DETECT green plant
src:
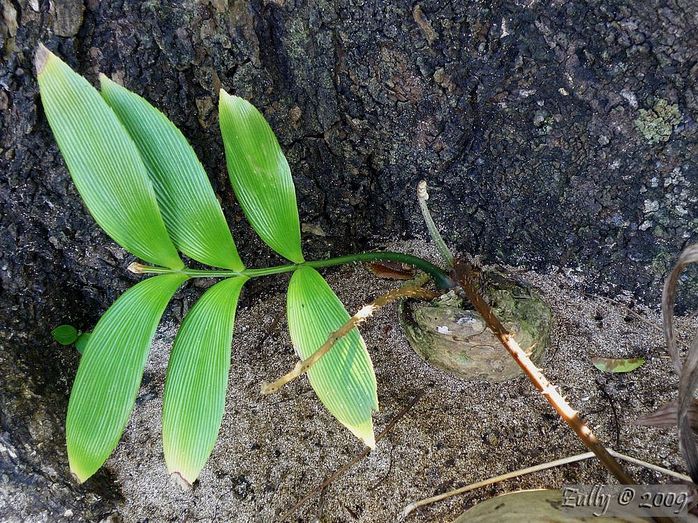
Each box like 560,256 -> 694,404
36,44 -> 453,485
51,324 -> 91,353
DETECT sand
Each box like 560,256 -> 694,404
105,240 -> 696,522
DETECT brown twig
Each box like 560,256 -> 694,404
452,260 -> 634,484
261,285 -> 439,395
280,390 -> 427,521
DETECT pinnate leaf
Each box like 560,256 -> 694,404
100,77 -> 244,271
287,266 -> 377,446
66,274 -> 187,482
35,45 -> 182,269
163,276 -> 247,484
219,91 -> 304,263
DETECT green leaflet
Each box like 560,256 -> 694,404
35,45 -> 182,270
52,324 -> 79,345
100,77 -> 245,271
219,91 -> 304,264
287,266 -> 378,446
66,273 -> 187,482
162,276 -> 247,484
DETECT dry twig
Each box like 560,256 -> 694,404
452,260 -> 634,485
261,285 -> 439,394
402,449 -> 691,518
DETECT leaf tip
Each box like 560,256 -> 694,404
348,421 -> 376,449
70,471 -> 86,484
169,471 -> 194,490
34,43 -> 52,75
218,88 -> 247,110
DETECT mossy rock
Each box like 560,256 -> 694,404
399,270 -> 551,382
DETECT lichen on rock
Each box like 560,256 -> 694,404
634,99 -> 682,144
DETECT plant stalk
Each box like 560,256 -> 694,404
452,260 -> 635,485
417,180 -> 455,267
130,251 -> 455,289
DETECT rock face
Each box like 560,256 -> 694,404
0,0 -> 696,519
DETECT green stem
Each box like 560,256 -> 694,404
417,181 -> 455,267
131,251 -> 454,289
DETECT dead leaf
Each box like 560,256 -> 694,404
635,399 -> 698,432
368,261 -> 415,280
592,357 -> 645,373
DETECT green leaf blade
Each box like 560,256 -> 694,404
162,276 -> 247,484
219,91 -> 304,263
66,273 -> 187,482
287,267 -> 377,446
35,46 -> 182,269
100,77 -> 244,271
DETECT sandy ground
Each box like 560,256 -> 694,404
106,240 -> 696,522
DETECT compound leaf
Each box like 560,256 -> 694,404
100,77 -> 244,271
162,276 -> 247,485
35,45 -> 182,269
287,266 -> 377,446
66,273 -> 187,482
219,91 -> 304,263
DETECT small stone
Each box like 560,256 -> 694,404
301,223 -> 326,237
413,4 -> 438,45
289,105 -> 302,125
52,0 -> 85,37
620,88 -> 638,109
533,110 -> 547,127
433,68 -> 455,91
643,200 -> 659,213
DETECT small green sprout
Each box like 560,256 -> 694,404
51,324 -> 91,354
51,324 -> 79,346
